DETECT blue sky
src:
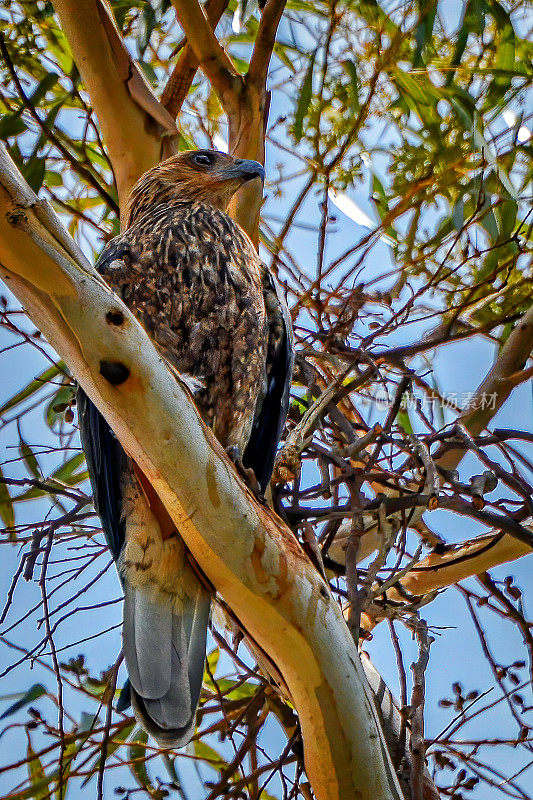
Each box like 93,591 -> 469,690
1,0 -> 532,797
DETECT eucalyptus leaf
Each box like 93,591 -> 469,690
0,362 -> 67,417
293,50 -> 316,142
0,684 -> 47,720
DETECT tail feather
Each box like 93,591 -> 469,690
123,581 -> 211,747
123,584 -> 175,700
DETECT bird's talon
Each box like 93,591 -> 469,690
225,446 -> 262,496
225,445 -> 241,464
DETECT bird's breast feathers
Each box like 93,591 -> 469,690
97,201 -> 269,452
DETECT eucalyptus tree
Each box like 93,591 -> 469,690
0,2 -> 532,799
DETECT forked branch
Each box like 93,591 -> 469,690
170,0 -> 242,106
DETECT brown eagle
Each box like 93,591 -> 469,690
78,150 -> 293,747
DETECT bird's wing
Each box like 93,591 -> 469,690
76,233 -> 132,562
77,386 -> 126,562
243,270 -> 294,492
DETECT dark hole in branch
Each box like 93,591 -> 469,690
100,360 -> 130,385
106,310 -> 125,326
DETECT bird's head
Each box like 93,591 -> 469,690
126,150 -> 265,224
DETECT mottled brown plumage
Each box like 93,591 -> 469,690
100,195 -> 266,452
78,150 -> 293,748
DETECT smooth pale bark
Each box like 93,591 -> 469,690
436,302 -> 533,474
330,526 -> 532,607
0,146 -> 405,800
226,84 -> 269,243
398,532 -> 531,598
53,0 -> 177,212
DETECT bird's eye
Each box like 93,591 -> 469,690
193,153 -> 213,167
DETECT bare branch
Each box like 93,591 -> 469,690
437,303 -> 533,473
409,619 -> 434,800
170,0 -> 242,106
161,0 -> 230,119
248,0 -> 288,87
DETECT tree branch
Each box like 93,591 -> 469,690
329,302 -> 533,585
160,0 -> 230,119
248,0 -> 288,87
398,531 -> 532,599
436,303 -> 533,473
0,145 -> 405,800
329,525 -> 531,617
52,0 -> 178,213
170,0 -> 242,106
409,620 -> 432,800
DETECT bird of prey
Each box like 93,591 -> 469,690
78,150 -> 293,748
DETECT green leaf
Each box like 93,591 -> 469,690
79,711 -> 99,732
449,96 -> 473,129
236,0 -> 259,31
137,60 -> 158,87
391,67 -> 444,127
19,438 -> 41,479
22,156 -> 46,193
446,0 -> 471,85
29,72 -> 59,107
396,407 -> 413,434
0,363 -> 66,417
472,129 -> 517,199
392,67 -> 443,106
35,99 -> 66,153
128,728 -> 154,792
478,194 -> 500,242
452,198 -> 465,231
205,646 -> 219,678
0,464 -> 15,530
342,59 -> 360,112
37,21 -> 74,75
0,112 -> 27,139
52,452 -> 85,483
273,41 -> 298,73
0,684 -> 46,720
496,198 -> 518,238
137,4 -> 157,55
490,0 -> 515,73
26,744 -> 52,800
371,172 -> 389,218
13,452 -> 87,503
56,739 -> 77,800
413,1 -> 436,67
193,740 -> 228,771
206,677 -> 260,701
293,50 -> 316,142
45,169 -> 63,187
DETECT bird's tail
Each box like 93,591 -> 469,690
122,576 -> 211,748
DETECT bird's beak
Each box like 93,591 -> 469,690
226,159 -> 266,183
